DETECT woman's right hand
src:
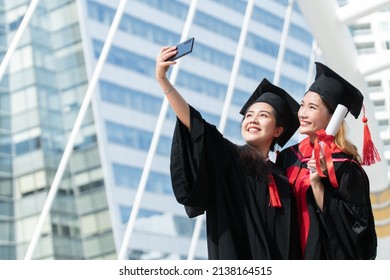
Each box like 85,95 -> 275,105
155,46 -> 177,82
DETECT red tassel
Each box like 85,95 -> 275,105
362,105 -> 381,166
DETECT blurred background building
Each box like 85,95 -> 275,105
340,0 -> 390,258
0,0 -> 389,260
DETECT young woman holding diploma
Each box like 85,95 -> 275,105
276,62 -> 378,259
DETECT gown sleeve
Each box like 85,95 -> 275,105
317,160 -> 377,259
170,105 -> 228,217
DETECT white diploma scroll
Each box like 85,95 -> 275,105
310,104 -> 348,173
325,104 -> 348,136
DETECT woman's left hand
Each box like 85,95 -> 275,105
308,152 -> 326,210
307,154 -> 327,183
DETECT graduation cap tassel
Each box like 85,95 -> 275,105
362,105 -> 381,166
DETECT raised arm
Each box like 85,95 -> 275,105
156,46 -> 190,130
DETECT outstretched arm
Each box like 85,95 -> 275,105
156,46 -> 190,130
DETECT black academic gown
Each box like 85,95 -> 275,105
170,106 -> 300,260
276,137 -> 377,259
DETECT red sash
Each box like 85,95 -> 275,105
287,137 -> 351,254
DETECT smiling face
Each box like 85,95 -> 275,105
298,91 -> 333,142
241,102 -> 283,156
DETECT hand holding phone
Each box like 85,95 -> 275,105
168,37 -> 195,61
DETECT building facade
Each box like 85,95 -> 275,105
1,0 -> 114,260
344,0 -> 390,259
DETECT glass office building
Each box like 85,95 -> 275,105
1,0 -> 115,260
1,0 -> 388,260
347,3 -> 390,178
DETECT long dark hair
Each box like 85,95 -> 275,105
320,96 -> 361,162
269,107 -> 284,152
236,144 -> 271,182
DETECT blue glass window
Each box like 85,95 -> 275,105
15,137 -> 41,156
147,173 -> 173,195
232,89 -> 250,107
209,0 -> 246,13
194,12 -> 240,41
119,206 -> 131,224
193,44 -> 234,70
87,0 -> 115,23
113,163 -> 142,190
106,121 -> 152,150
252,7 -> 284,30
246,34 -> 279,57
0,156 -> 12,173
100,81 -> 163,116
119,206 -> 164,224
239,61 -> 273,81
93,40 -> 155,77
132,0 -> 188,19
9,17 -> 22,31
113,163 -> 172,195
105,121 -> 171,156
209,0 -> 311,44
0,134 -> 12,155
279,76 -> 306,97
289,25 -> 313,45
284,49 -> 310,70
0,200 -> 13,217
176,71 -> 227,101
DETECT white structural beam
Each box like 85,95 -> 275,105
338,0 -> 390,24
273,0 -> 294,86
296,0 -> 388,192
359,53 -> 390,76
0,0 -> 41,82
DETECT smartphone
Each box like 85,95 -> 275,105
168,37 -> 195,61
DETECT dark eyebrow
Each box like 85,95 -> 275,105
246,109 -> 271,114
301,100 -> 319,108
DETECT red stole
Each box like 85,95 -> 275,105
287,136 -> 342,255
268,175 -> 281,208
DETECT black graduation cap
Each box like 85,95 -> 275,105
240,78 -> 300,147
308,62 -> 364,119
309,62 -> 381,166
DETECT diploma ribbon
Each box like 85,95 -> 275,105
313,129 -> 339,188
